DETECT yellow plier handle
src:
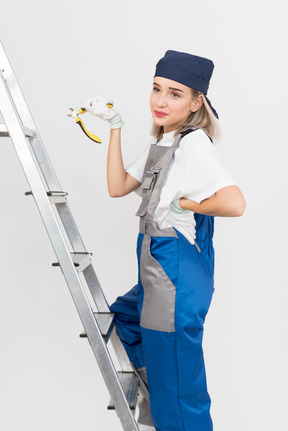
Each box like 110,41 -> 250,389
76,107 -> 102,143
68,104 -> 113,144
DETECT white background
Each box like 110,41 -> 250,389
0,1 -> 287,430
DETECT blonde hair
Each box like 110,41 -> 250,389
151,89 -> 220,142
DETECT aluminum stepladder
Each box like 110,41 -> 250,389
0,40 -> 140,431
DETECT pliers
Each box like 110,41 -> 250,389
67,104 -> 113,143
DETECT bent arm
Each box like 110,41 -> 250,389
179,185 -> 246,217
107,129 -> 141,197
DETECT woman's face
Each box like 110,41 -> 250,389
150,76 -> 203,133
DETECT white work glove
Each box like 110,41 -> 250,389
84,96 -> 125,129
170,199 -> 190,214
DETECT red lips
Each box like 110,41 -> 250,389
154,110 -> 168,118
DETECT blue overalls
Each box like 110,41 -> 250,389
110,128 -> 215,431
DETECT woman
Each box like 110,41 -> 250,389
85,50 -> 246,431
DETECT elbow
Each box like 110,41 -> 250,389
109,189 -> 124,198
228,186 -> 247,217
232,197 -> 247,217
108,185 -> 126,198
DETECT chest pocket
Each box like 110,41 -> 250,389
141,171 -> 155,190
136,166 -> 161,217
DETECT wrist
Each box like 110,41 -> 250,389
170,198 -> 190,215
180,198 -> 198,212
110,128 -> 121,136
179,198 -> 187,209
107,112 -> 125,129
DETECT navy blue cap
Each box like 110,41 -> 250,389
154,50 -> 219,119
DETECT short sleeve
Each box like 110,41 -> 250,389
125,144 -> 151,196
182,134 -> 238,204
125,144 -> 150,182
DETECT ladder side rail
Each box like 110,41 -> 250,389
55,203 -> 110,313
0,71 -> 60,192
54,204 -> 113,311
110,328 -> 134,372
54,202 -> 112,311
55,202 -> 87,253
0,84 -> 58,193
0,75 -> 139,430
82,263 -> 111,312
0,42 -> 34,128
28,134 -> 62,191
0,43 -> 61,191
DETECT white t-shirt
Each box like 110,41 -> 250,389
125,128 -> 238,245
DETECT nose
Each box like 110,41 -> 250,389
156,92 -> 167,107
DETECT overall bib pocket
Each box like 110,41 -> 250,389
136,167 -> 161,217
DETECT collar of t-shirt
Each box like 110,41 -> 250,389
156,130 -> 176,146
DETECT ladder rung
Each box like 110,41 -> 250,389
0,123 -> 36,137
80,312 -> 115,339
107,372 -> 139,410
52,252 -> 92,273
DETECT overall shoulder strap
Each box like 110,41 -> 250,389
180,127 -> 199,138
180,127 -> 214,144
170,127 -> 198,149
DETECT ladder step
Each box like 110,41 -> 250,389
52,252 -> 92,273
80,312 -> 115,339
0,123 -> 36,137
107,372 -> 139,410
25,190 -> 68,204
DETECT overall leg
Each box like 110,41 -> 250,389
138,231 -> 215,431
110,284 -> 145,370
110,285 -> 154,426
109,234 -> 154,426
174,230 -> 215,431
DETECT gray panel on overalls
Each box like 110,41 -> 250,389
136,128 -> 202,332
